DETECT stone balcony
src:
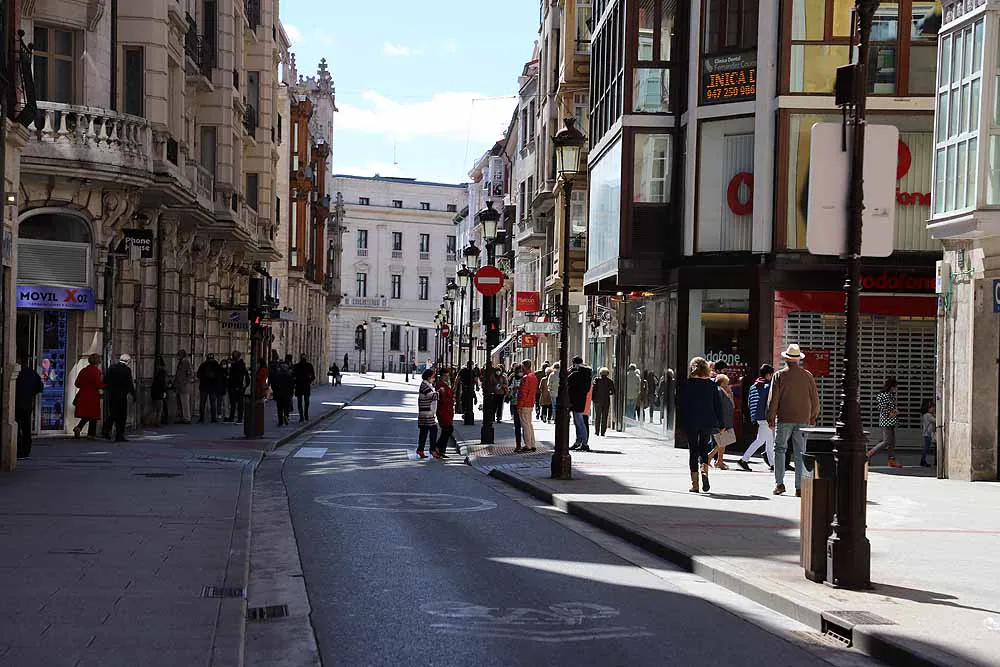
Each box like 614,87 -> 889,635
514,217 -> 547,247
23,102 -> 154,183
186,164 -> 215,211
211,190 -> 258,243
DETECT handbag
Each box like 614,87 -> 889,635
715,428 -> 737,447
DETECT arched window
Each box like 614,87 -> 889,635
17,212 -> 93,287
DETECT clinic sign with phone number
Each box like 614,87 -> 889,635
17,286 -> 96,310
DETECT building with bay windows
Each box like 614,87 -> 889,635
585,0 -> 944,449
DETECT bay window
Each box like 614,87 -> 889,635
632,0 -> 677,113
634,133 -> 672,203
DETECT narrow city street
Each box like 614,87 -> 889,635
280,381 -> 876,667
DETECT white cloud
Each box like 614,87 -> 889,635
337,91 -> 516,145
383,42 -> 421,57
284,24 -> 302,45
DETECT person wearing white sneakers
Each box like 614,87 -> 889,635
766,345 -> 819,497
738,364 -> 775,472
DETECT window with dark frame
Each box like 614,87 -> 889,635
447,204 -> 458,212
703,0 -> 758,55
419,234 -> 430,253
418,328 -> 429,352
356,272 -> 367,297
200,126 -> 217,177
392,231 -> 403,251
123,46 -> 144,117
418,276 -> 429,300
446,235 -> 457,255
33,26 -> 75,104
391,274 -> 402,299
357,229 -> 368,249
390,325 -> 401,350
420,202 -> 431,210
246,173 -> 259,211
359,196 -> 370,205
392,200 -> 403,208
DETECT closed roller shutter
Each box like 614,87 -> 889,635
17,239 -> 91,287
781,311 -> 936,445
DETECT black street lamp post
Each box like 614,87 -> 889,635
361,320 -> 368,374
446,280 -> 458,367
404,322 -> 411,382
478,201 -> 501,445
826,0 -> 877,590
380,322 -> 387,380
550,118 -> 585,481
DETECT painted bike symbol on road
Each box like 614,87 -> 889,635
419,601 -> 652,642
314,492 -> 497,513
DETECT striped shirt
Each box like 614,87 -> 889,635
418,380 -> 439,426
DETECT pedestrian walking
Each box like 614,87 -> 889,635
920,400 -> 935,468
227,351 -> 249,423
868,376 -> 901,467
547,362 -> 560,418
104,354 -> 136,442
637,371 -> 649,423
624,364 -> 641,421
216,358 -> 230,420
677,357 -> 723,493
293,354 -> 316,421
151,356 -> 170,425
538,369 -> 552,423
330,362 -> 342,385
197,353 -> 222,423
509,366 -> 525,452
592,367 -> 614,436
661,368 -> 676,434
343,353 -> 349,373
416,369 -> 439,459
738,364 -> 775,472
174,349 -> 193,423
517,359 -> 539,452
534,361 -> 550,419
645,370 -> 659,423
567,356 -> 593,452
491,368 -> 508,423
73,353 -> 104,439
271,360 -> 295,426
255,358 -> 268,397
766,344 -> 820,496
434,368 -> 455,458
710,374 -> 735,469
15,361 -> 44,457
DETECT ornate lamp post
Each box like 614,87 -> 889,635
404,321 -> 412,382
550,117 -> 585,480
478,201 -> 501,445
446,280 -> 459,368
380,322 -> 387,380
463,242 -> 481,421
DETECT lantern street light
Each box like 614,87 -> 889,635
446,279 -> 459,368
477,200 -> 502,445
456,265 -> 475,425
550,117 -> 586,480
380,322 -> 387,380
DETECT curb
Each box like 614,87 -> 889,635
267,385 -> 376,451
487,468 -> 974,667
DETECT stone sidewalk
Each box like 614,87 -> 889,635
0,379 -> 373,667
453,418 -> 1000,667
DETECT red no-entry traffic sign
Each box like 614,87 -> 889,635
440,323 -> 451,337
473,265 -> 504,296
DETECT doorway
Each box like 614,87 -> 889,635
16,310 -> 69,432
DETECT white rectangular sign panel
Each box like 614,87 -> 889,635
524,321 -> 561,335
806,122 -> 898,257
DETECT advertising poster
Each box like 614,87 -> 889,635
39,311 -> 68,431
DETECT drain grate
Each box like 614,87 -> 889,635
825,610 -> 897,626
200,585 -> 245,599
793,630 -> 852,649
247,604 -> 290,621
135,472 -> 183,478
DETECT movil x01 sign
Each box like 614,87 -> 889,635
17,286 -> 96,310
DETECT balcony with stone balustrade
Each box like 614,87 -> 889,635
22,102 -> 155,184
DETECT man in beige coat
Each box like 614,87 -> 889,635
766,344 -> 820,497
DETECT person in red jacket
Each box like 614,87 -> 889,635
434,368 -> 456,459
73,354 -> 104,438
517,359 -> 539,452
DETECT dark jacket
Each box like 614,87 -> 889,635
151,368 -> 168,401
292,361 -> 315,392
228,358 -> 249,391
676,377 -> 723,434
270,363 -> 294,398
197,358 -> 222,392
104,362 -> 136,398
566,365 -> 593,412
592,376 -> 614,405
15,367 -> 43,412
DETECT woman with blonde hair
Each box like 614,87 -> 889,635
676,357 -> 723,492
710,374 -> 736,470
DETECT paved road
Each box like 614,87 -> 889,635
282,382 -> 876,667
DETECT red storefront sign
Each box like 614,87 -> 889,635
727,172 -> 754,215
515,291 -> 541,312
520,334 -> 538,348
802,349 -> 831,377
896,140 -> 931,207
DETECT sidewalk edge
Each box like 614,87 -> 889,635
487,468 -> 976,667
268,385 -> 375,451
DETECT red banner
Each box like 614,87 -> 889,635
515,291 -> 541,312
520,334 -> 538,348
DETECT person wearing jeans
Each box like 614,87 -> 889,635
415,369 -> 439,459
676,357 -> 723,493
765,345 -> 820,497
738,364 -> 775,471
567,357 -> 592,452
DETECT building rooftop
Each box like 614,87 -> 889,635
331,174 -> 467,189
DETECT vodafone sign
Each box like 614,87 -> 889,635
726,172 -> 753,216
896,140 -> 931,207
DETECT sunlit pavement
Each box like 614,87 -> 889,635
274,381 -> 880,666
454,417 -> 1000,667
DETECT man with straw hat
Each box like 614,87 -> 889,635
766,344 -> 819,497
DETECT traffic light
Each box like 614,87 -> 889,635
485,317 -> 500,338
248,278 -> 266,326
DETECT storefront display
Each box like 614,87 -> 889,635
39,311 -> 68,431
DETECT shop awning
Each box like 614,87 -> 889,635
490,332 -> 518,357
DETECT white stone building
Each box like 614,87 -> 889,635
329,175 -> 465,374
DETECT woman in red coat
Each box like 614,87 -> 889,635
434,368 -> 455,459
73,354 -> 104,438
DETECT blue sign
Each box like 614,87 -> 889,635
994,280 -> 1000,313
17,286 -> 96,310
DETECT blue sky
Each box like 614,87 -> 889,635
279,0 -> 538,185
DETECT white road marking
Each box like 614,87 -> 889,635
314,492 -> 497,513
293,447 -> 329,458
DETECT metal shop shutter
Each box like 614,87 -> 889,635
781,311 -> 936,442
16,239 -> 91,287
